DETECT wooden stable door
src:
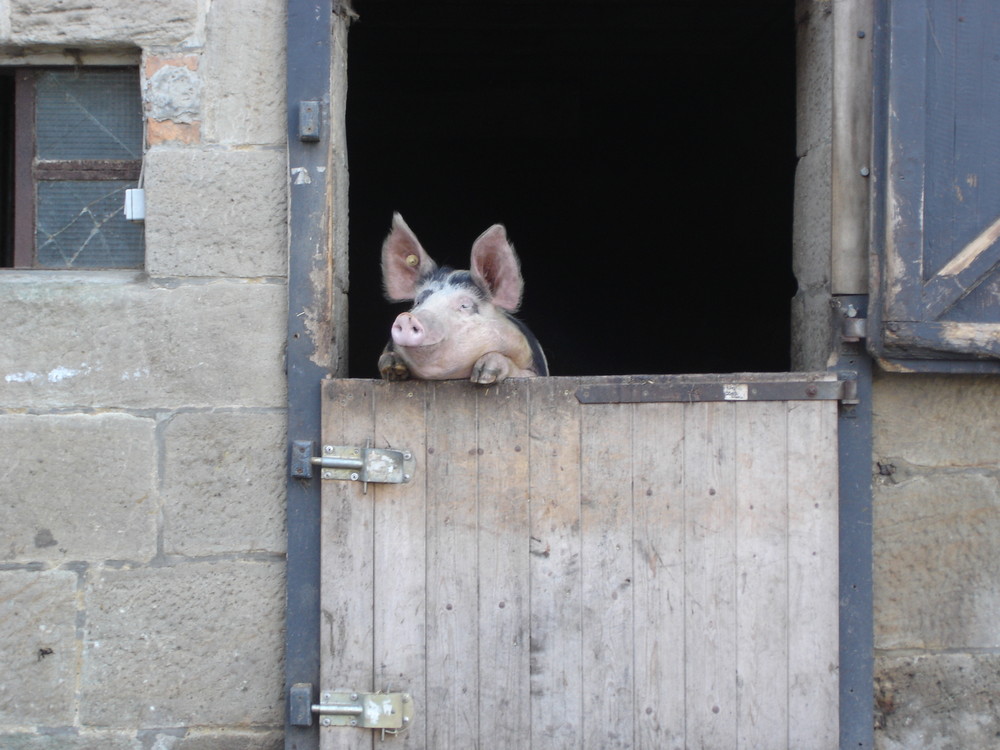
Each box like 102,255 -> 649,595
319,375 -> 839,749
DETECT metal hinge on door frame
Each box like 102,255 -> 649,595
290,439 -> 416,491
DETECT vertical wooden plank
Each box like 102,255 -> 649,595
632,403 -> 686,749
832,0 -> 874,294
684,402 -> 737,748
528,378 -> 584,748
320,379 -> 376,750
425,381 -> 480,750
580,402 -> 634,750
13,70 -> 36,268
477,381 -> 531,746
787,401 -> 840,748
734,402 -> 790,747
372,381 -> 427,747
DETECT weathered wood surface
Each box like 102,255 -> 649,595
320,376 -> 839,749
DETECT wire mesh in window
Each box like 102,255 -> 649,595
35,69 -> 143,161
36,181 -> 144,268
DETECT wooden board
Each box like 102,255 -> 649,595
320,375 -> 839,749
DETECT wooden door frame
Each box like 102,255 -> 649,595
282,4 -> 875,748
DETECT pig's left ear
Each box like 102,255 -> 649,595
470,224 -> 523,311
382,213 -> 437,301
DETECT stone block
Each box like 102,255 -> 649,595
81,560 -> 285,727
0,730 -> 136,750
874,652 -> 1000,750
874,373 -> 1000,468
0,569 -> 78,725
874,472 -> 1000,650
0,414 -> 157,563
0,275 -> 286,410
201,0 -> 286,146
143,148 -> 287,277
795,0 -> 833,157
174,729 -> 283,749
791,140 -> 833,370
161,411 -> 286,556
9,0 -> 199,46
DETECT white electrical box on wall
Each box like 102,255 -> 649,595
124,188 -> 146,221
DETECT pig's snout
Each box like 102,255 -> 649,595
391,312 -> 426,347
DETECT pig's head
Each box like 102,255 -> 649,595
379,213 -> 545,383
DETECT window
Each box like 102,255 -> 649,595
1,67 -> 144,269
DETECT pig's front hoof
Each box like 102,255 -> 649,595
471,352 -> 511,385
378,351 -> 411,382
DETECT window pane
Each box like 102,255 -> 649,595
36,70 -> 143,160
36,181 -> 144,268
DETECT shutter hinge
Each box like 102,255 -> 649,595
289,684 -> 414,737
290,439 -> 415,492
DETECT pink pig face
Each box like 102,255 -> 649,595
378,213 -> 547,384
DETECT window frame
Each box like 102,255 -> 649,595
5,66 -> 143,270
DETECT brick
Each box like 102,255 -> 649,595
0,570 -> 78,725
874,472 -> 1000,649
874,373 -> 1000,468
147,120 -> 202,146
201,0 -> 286,146
9,0 -> 199,46
81,561 -> 285,727
0,414 -> 157,563
874,652 -> 1000,750
143,148 -> 287,277
161,411 -> 286,556
0,276 -> 286,410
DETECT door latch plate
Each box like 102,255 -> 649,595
291,440 -> 415,488
289,684 -> 414,730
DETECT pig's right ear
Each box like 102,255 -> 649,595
381,213 -> 437,301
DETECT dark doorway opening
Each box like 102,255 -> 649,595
347,0 -> 796,377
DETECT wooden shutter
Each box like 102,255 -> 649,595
871,0 -> 1000,372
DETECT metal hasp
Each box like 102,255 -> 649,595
291,440 -> 415,492
289,684 -> 414,733
576,376 -> 851,405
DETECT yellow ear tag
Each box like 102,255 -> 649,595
405,254 -> 419,267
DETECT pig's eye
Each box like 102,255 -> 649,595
457,297 -> 478,313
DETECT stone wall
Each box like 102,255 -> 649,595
872,374 -> 1000,748
0,1 -> 289,748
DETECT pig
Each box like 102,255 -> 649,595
378,213 -> 547,384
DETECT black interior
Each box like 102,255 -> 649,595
346,0 -> 796,377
